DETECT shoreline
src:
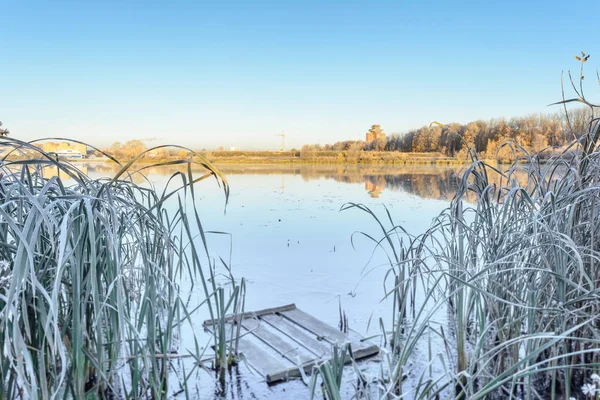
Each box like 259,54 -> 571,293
5,148 -> 564,166
74,150 -> 467,165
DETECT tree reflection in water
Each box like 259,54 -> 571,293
47,162 -> 530,202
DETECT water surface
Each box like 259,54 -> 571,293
81,162 -> 460,398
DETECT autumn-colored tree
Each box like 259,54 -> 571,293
121,140 -> 147,159
106,140 -> 148,160
412,126 -> 442,152
411,128 -> 427,152
149,148 -> 170,159
331,141 -> 344,151
373,136 -> 387,151
301,144 -> 318,159
347,142 -> 363,161
463,122 -> 479,149
543,114 -> 564,147
566,107 -> 593,139
309,107 -> 579,157
109,142 -> 123,156
530,133 -> 549,153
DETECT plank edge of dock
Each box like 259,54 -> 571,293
202,303 -> 297,327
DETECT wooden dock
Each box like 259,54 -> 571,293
203,304 -> 379,383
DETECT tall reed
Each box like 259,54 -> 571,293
345,57 -> 600,399
0,138 -> 239,399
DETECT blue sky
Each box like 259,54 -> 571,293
1,1 -> 599,150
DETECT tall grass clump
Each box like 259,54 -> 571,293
345,55 -> 600,399
308,343 -> 351,400
0,138 -> 242,399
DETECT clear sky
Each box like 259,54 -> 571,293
1,1 -> 599,150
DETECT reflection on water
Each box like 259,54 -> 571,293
40,164 -> 88,178
216,164 -> 461,200
45,162 -> 462,201
365,181 -> 384,198
220,164 -> 463,201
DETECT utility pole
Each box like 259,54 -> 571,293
275,131 -> 285,151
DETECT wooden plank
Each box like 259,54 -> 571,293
203,303 -> 296,326
203,304 -> 380,383
279,308 -> 379,360
279,308 -> 349,344
241,318 -> 316,365
202,320 -> 314,382
265,337 -> 378,383
347,329 -> 380,360
235,329 -> 295,379
203,321 -> 245,343
266,360 -> 317,383
261,314 -> 332,358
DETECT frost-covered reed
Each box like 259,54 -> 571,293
0,138 -> 244,399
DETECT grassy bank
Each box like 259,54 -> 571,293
9,143 -> 570,166
203,147 -> 575,165
202,150 -> 463,165
108,148 -> 571,165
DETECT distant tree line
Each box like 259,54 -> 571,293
302,108 -> 592,159
107,140 -> 148,159
104,140 -> 191,160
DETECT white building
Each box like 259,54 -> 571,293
56,149 -> 85,159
